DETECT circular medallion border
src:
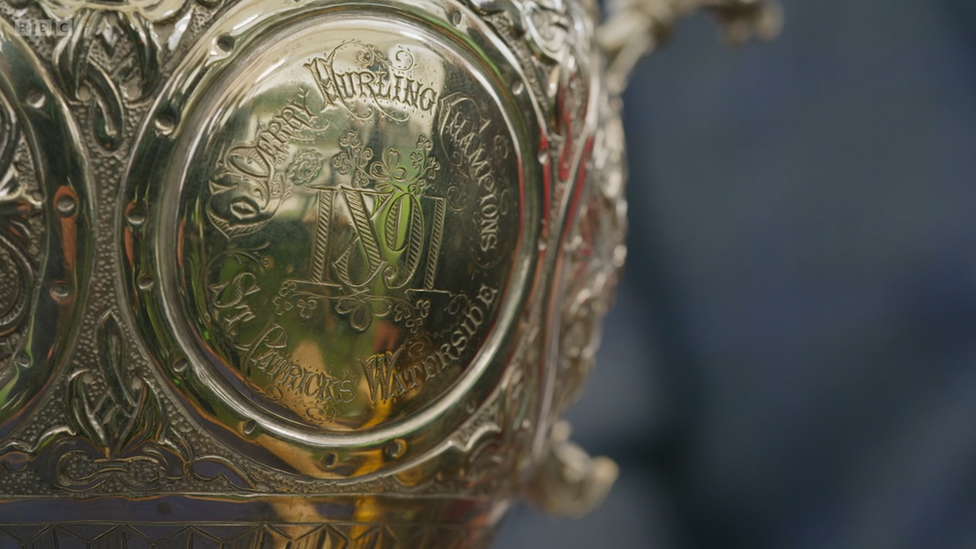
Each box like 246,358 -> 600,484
0,22 -> 92,431
121,0 -> 545,478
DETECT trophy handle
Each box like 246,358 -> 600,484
598,0 -> 784,93
525,421 -> 621,519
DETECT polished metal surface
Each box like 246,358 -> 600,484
0,0 -> 778,546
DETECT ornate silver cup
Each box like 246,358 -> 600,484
0,0 -> 778,546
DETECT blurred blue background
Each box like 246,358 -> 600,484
497,0 -> 976,547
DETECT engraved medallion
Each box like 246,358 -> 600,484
185,33 -> 522,432
122,1 -> 542,476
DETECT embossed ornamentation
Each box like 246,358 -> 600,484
467,0 -> 591,215
0,314 -> 256,493
57,313 -> 187,491
470,0 -> 571,61
467,0 -> 577,111
32,0 -> 222,149
0,94 -> 39,361
0,93 -> 42,376
555,97 -> 627,414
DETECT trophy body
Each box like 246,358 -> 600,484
0,0 -> 776,545
0,0 -> 626,545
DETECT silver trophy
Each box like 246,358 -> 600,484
0,0 -> 778,546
